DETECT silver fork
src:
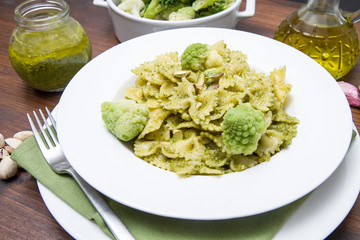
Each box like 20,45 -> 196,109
27,108 -> 134,240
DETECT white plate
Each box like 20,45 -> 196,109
38,128 -> 360,240
56,27 -> 353,220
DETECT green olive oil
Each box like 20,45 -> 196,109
274,5 -> 359,79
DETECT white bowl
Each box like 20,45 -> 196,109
93,0 -> 255,42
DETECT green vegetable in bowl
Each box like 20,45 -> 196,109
101,99 -> 149,141
192,0 -> 232,17
221,103 -> 267,155
119,0 -> 235,20
169,6 -> 196,20
143,0 -> 188,19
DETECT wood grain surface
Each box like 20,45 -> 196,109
0,0 -> 359,239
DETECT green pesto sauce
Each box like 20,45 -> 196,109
9,23 -> 91,92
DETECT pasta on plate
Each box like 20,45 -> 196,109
108,41 -> 299,175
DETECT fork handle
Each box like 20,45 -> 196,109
68,168 -> 135,240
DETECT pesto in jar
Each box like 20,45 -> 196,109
9,0 -> 92,92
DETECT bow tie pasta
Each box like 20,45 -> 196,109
101,41 -> 299,176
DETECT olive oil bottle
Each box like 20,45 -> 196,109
274,0 -> 359,79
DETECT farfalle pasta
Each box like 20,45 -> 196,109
116,41 -> 299,175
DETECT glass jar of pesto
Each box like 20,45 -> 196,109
9,0 -> 92,92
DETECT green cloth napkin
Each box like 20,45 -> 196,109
11,136 -> 308,240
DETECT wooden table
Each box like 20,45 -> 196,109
0,0 -> 359,239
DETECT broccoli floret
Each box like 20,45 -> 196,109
143,0 -> 163,19
101,99 -> 149,141
192,0 -> 214,11
193,0 -> 234,17
181,43 -> 209,71
143,0 -> 186,19
221,103 -> 267,155
168,6 -> 196,20
122,0 -> 234,20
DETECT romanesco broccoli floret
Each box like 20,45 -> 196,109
221,103 -> 267,155
101,99 -> 149,141
180,43 -> 209,71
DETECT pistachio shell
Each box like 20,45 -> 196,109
5,138 -> 22,150
0,133 -> 4,148
13,131 -> 34,141
4,146 -> 14,154
0,156 -> 18,180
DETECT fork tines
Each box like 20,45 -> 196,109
27,107 -> 57,150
